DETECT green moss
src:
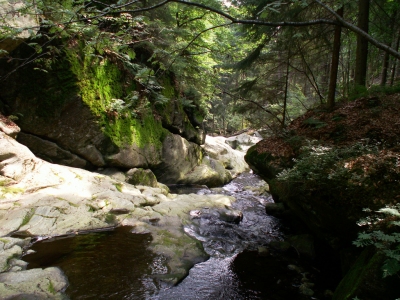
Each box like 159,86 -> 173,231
87,204 -> 96,212
20,208 -> 35,227
113,182 -> 123,192
0,179 -> 24,198
161,76 -> 176,99
105,213 -> 117,224
102,113 -> 167,148
73,172 -> 83,180
66,45 -> 167,149
0,186 -> 24,198
48,280 -> 56,295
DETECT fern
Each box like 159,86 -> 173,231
353,204 -> 400,278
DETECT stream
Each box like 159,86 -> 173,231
22,172 -> 340,299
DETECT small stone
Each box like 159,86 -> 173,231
109,208 -> 130,215
218,208 -> 243,224
97,200 -> 108,209
189,210 -> 201,218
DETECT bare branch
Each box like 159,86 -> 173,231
220,89 -> 283,124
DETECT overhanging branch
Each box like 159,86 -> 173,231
117,0 -> 400,59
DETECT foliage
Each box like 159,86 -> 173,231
1,0 -> 400,136
277,141 -> 378,186
348,84 -> 400,101
354,204 -> 400,278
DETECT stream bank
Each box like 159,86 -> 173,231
0,123 -> 342,299
245,94 -> 400,299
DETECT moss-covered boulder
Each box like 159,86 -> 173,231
126,168 -> 158,187
0,40 -> 216,185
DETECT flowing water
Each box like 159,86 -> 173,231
22,173 -> 339,299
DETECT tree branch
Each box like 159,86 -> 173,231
314,0 -> 400,59
219,89 -> 283,124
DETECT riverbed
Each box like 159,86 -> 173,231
22,173 -> 340,299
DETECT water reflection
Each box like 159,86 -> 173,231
23,227 -> 162,299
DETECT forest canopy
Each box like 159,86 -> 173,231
1,0 -> 400,134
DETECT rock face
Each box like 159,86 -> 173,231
225,133 -> 262,152
0,267 -> 68,299
202,135 -> 250,178
0,132 -> 240,292
0,1 -> 39,54
0,41 -> 234,186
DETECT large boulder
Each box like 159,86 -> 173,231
17,132 -> 87,168
0,0 -> 39,54
202,135 -> 249,178
0,41 -> 213,186
0,267 -> 68,299
0,131 -> 240,288
125,168 -> 158,188
225,132 -> 262,152
181,156 -> 232,188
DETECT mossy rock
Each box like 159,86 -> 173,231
245,145 -> 293,182
126,168 -> 158,188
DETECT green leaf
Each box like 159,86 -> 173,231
379,207 -> 400,217
127,49 -> 136,60
382,258 -> 400,278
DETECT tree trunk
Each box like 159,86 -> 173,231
354,0 -> 370,87
381,51 -> 390,86
381,10 -> 398,87
390,30 -> 400,86
282,51 -> 290,128
327,7 -> 343,110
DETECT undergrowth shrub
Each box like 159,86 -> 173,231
276,140 -> 399,208
354,204 -> 400,278
277,140 -> 378,187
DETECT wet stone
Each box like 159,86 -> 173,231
217,208 -> 243,224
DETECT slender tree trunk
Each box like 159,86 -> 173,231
381,11 -> 397,87
327,7 -> 343,110
299,50 -> 324,104
354,0 -> 370,87
282,51 -> 290,128
381,51 -> 390,86
390,30 -> 400,86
